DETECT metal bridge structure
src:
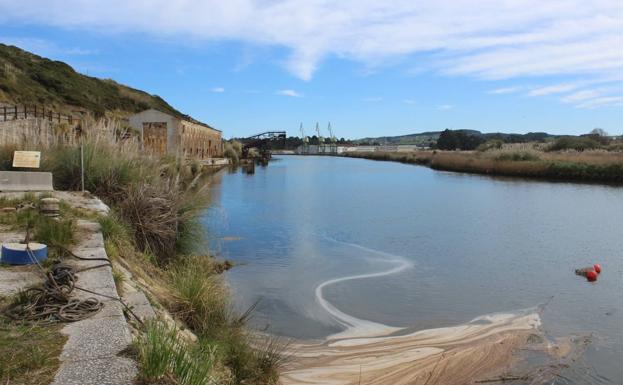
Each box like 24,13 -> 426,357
241,131 -> 287,161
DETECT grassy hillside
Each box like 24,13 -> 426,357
355,130 -> 556,146
0,43 -> 181,117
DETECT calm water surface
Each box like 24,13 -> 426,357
203,156 -> 623,383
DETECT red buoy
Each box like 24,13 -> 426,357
586,270 -> 598,282
593,264 -> 602,274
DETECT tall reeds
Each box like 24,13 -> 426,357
344,146 -> 623,183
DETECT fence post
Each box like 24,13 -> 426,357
14,105 -> 17,120
34,105 -> 37,118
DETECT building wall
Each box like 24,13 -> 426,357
178,120 -> 223,159
128,109 -> 179,154
129,109 -> 223,159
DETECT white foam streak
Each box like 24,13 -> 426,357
315,238 -> 413,339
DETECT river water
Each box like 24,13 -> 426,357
203,155 -> 623,383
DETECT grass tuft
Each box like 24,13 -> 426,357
134,320 -> 220,385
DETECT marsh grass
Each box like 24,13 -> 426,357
169,256 -> 287,384
345,146 -> 623,183
134,320 -> 220,385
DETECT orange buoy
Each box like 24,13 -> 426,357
593,264 -> 602,274
586,270 -> 598,282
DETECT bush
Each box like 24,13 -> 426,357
224,141 -> 242,165
547,136 -> 601,152
477,139 -> 504,152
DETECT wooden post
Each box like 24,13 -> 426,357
34,105 -> 37,118
14,105 -> 17,120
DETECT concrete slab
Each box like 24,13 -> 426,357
123,291 -> 156,322
59,315 -> 132,360
0,269 -> 43,295
52,355 -> 137,385
0,171 -> 53,191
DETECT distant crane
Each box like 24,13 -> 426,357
316,122 -> 323,145
327,122 -> 336,144
300,122 -> 308,144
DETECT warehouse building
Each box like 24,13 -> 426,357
129,109 -> 223,159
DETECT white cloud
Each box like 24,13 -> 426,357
561,89 -> 603,103
527,83 -> 579,96
362,97 -> 382,102
2,0 -> 623,107
437,104 -> 453,110
402,99 -> 416,104
210,87 -> 225,93
488,87 -> 524,95
276,89 -> 302,97
575,96 -> 623,109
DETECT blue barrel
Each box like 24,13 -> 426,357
1,243 -> 48,265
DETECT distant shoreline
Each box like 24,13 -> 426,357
341,149 -> 623,185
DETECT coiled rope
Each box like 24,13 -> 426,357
4,244 -> 144,326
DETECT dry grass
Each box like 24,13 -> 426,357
345,146 -> 623,183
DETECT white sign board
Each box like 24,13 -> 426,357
13,151 -> 41,168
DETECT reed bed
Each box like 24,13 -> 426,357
345,146 -> 623,183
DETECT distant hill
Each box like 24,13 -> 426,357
0,43 -> 181,117
354,130 -> 556,145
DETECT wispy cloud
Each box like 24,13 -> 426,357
527,83 -> 578,97
488,87 -> 524,95
362,97 -> 382,102
276,89 -> 302,97
2,1 -> 623,107
402,99 -> 416,104
210,87 -> 225,93
437,104 -> 453,110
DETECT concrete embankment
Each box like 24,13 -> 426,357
0,192 -> 156,385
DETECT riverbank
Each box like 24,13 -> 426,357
344,148 -> 623,184
0,121 -> 284,384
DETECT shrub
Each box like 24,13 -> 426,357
224,141 -> 242,165
547,136 -> 601,152
477,139 -> 504,152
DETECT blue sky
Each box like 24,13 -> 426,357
1,1 -> 622,138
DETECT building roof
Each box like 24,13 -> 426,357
133,108 -> 221,133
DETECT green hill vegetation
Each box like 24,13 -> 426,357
0,43 -> 181,117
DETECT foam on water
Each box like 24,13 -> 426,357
315,237 -> 414,339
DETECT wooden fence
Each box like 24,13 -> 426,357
0,104 -> 81,125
